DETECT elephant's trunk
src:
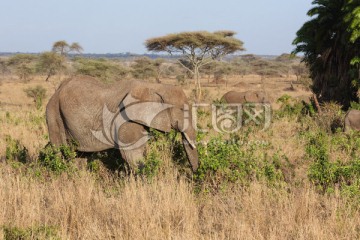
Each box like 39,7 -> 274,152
182,128 -> 199,172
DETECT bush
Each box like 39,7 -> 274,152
5,136 -> 28,163
74,58 -> 128,82
7,54 -> 37,81
137,151 -> 161,179
306,130 -> 360,194
38,143 -> 77,174
315,102 -> 344,133
15,64 -> 35,82
131,57 -> 162,81
3,225 -> 59,240
24,85 -> 47,110
350,101 -> 360,110
176,74 -> 186,85
275,94 -> 306,118
194,133 -> 284,191
137,129 -> 192,179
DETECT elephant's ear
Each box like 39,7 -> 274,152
121,85 -> 173,133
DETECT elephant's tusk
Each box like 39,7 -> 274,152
183,132 -> 196,149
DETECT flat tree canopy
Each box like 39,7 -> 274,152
145,31 -> 244,100
146,31 -> 243,58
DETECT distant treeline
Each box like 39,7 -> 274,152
0,52 -> 278,60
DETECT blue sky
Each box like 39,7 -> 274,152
0,0 -> 312,55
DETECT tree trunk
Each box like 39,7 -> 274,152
194,67 -> 201,102
45,71 -> 52,82
313,93 -> 322,114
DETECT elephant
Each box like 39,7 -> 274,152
221,90 -> 269,104
344,109 -> 360,132
219,90 -> 271,129
46,76 -> 199,172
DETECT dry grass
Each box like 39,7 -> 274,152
0,74 -> 359,239
0,166 -> 359,239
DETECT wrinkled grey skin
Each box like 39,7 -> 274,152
221,91 -> 269,104
344,109 -> 360,132
46,76 -> 199,172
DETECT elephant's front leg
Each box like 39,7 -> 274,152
117,122 -> 149,170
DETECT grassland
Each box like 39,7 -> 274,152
0,73 -> 359,239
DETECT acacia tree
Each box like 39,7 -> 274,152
36,52 -> 66,81
293,0 -> 360,107
145,31 -> 244,100
52,40 -> 83,56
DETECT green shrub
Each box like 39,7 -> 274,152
131,57 -> 158,80
3,225 -> 59,240
137,151 -> 161,179
38,143 -> 76,174
350,101 -> 360,110
87,159 -> 101,173
275,94 -> 305,118
16,64 -> 35,82
74,58 -> 128,82
7,54 -> 37,81
5,136 -> 28,163
306,131 -> 360,194
138,129 -> 192,178
194,133 -> 283,191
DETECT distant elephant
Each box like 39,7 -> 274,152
221,91 -> 269,104
46,76 -> 199,171
344,109 -> 360,132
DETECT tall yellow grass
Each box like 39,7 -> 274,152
0,166 -> 359,239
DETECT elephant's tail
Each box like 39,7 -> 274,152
46,93 -> 67,145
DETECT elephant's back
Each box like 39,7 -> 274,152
58,76 -> 114,93
222,91 -> 269,104
222,91 -> 246,103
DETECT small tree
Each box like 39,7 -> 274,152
145,30 -> 244,100
24,85 -> 46,110
7,54 -> 37,81
16,64 -> 34,81
131,57 -> 165,82
69,42 -> 84,54
52,41 -> 68,55
153,58 -> 165,83
36,52 -> 66,81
